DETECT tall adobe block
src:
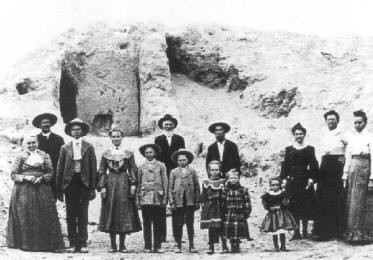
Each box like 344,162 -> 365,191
60,31 -> 140,136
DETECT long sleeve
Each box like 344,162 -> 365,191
41,153 -> 53,182
368,135 -> 373,180
154,136 -> 162,161
96,155 -> 108,191
10,154 -> 25,183
136,166 -> 143,206
261,193 -> 269,210
168,170 -> 175,206
308,147 -> 319,180
279,147 -> 288,180
128,154 -> 138,187
243,188 -> 252,217
56,147 -> 66,194
88,145 -> 97,190
232,143 -> 241,171
343,143 -> 351,180
205,146 -> 212,174
200,183 -> 207,204
160,164 -> 168,205
180,137 -> 185,149
193,170 -> 201,203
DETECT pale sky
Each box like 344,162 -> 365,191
1,0 -> 373,70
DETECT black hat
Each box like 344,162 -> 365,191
208,122 -> 231,133
139,143 -> 162,157
171,149 -> 194,164
291,122 -> 307,134
323,110 -> 340,122
32,113 -> 57,128
158,114 -> 178,129
64,118 -> 90,136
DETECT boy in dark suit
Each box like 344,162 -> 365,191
56,118 -> 97,253
154,114 -> 185,243
32,113 -> 64,200
205,122 -> 241,178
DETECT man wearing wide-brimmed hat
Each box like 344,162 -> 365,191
56,118 -> 97,253
154,114 -> 186,243
32,113 -> 65,200
206,122 -> 241,178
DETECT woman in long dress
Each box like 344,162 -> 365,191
280,123 -> 319,240
343,110 -> 373,243
312,110 -> 347,241
7,135 -> 64,251
97,127 -> 141,252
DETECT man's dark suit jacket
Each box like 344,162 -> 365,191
205,139 -> 241,177
37,132 -> 64,198
155,134 -> 185,175
56,140 -> 97,194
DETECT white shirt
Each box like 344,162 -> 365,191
110,144 -> 122,156
318,128 -> 348,160
26,150 -> 44,165
343,129 -> 373,179
217,140 -> 225,161
72,138 -> 82,160
41,132 -> 51,139
164,131 -> 174,146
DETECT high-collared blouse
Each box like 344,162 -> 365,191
319,128 -> 348,157
343,129 -> 373,178
11,149 -> 53,182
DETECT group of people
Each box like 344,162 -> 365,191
5,108 -> 373,254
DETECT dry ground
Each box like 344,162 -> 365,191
1,74 -> 373,259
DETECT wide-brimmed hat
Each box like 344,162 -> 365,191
158,114 -> 178,129
108,125 -> 124,137
32,113 -> 58,128
171,149 -> 194,164
139,143 -> 162,157
64,118 -> 90,136
208,122 -> 231,133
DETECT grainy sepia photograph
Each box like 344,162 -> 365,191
1,0 -> 373,259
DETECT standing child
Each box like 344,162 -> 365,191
169,149 -> 201,253
260,177 -> 298,251
137,144 -> 168,253
200,161 -> 229,254
222,169 -> 252,253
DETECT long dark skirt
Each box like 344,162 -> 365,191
344,156 -> 373,243
98,172 -> 141,233
286,167 -> 316,220
314,155 -> 346,239
7,182 -> 64,251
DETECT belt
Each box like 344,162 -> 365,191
322,154 -> 344,158
351,154 -> 370,159
22,170 -> 44,177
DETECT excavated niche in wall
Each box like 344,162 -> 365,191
165,34 -> 249,91
59,49 -> 141,136
59,58 -> 78,123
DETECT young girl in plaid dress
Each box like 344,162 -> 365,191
222,169 -> 252,253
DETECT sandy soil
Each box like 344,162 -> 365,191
1,74 -> 373,259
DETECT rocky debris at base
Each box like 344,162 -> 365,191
2,23 -> 373,258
